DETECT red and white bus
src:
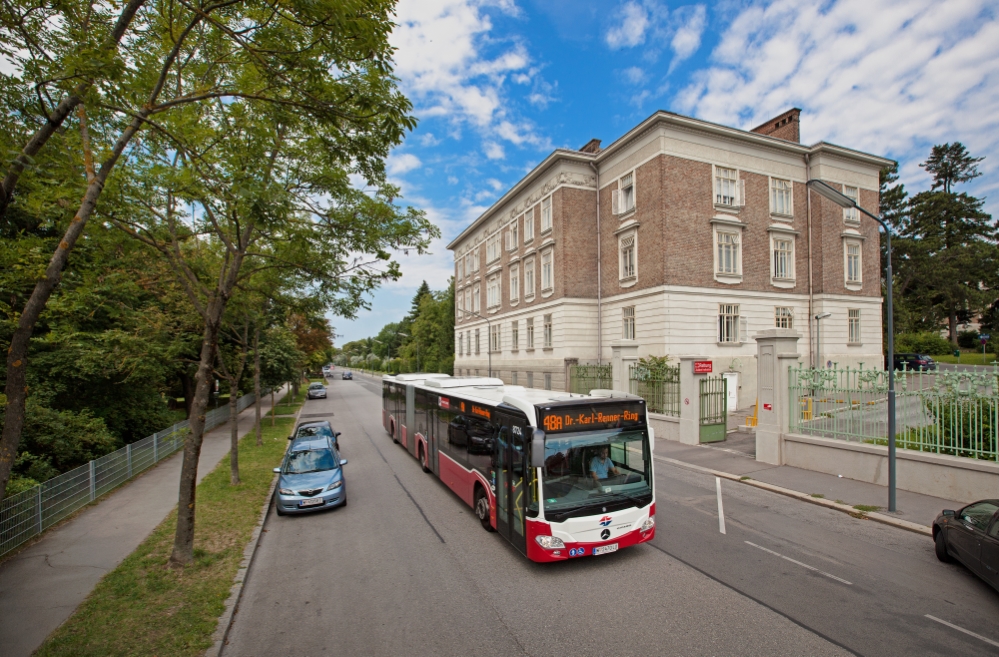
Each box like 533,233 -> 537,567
382,375 -> 656,562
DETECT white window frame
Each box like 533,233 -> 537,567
464,289 -> 471,317
472,286 -> 480,313
523,211 -> 534,243
509,264 -> 519,302
541,195 -> 552,233
541,249 -> 553,293
770,177 -> 793,217
713,227 -> 742,282
848,309 -> 861,344
457,256 -> 463,281
457,289 -> 465,315
775,306 -> 793,329
524,256 -> 536,299
474,329 -> 480,355
719,304 -> 740,344
623,306 -> 636,340
843,186 -> 860,224
544,373 -> 552,390
612,171 -> 636,216
543,314 -> 553,348
526,317 -> 535,349
772,235 -> 795,282
466,331 -> 471,355
489,324 -> 501,353
619,232 -> 637,285
471,249 -> 480,273
845,240 -> 862,288
486,233 -> 501,263
713,166 -> 744,208
458,331 -> 464,356
508,221 -> 518,250
486,275 -> 500,309
511,321 -> 519,350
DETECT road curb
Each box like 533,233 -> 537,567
653,454 -> 933,537
205,386 -> 301,657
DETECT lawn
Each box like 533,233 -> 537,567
931,351 -> 998,366
36,418 -> 293,657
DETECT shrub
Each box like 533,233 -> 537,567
958,330 -> 980,349
894,332 -> 952,355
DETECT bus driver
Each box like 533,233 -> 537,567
589,446 -> 620,486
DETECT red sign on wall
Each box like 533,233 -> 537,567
693,361 -> 713,374
763,403 -> 773,411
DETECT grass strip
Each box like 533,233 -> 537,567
36,417 -> 294,657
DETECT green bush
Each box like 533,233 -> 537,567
958,330 -> 980,349
894,332 -> 952,355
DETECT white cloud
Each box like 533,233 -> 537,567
486,178 -> 504,190
669,5 -> 707,68
623,66 -> 646,84
386,153 -> 422,175
676,0 -> 999,209
606,2 -> 650,49
484,141 -> 505,159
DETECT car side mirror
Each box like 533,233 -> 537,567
288,435 -> 294,441
942,509 -> 956,517
530,428 -> 546,468
340,459 -> 348,466
334,431 -> 341,438
273,468 -> 281,473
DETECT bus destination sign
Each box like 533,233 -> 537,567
540,403 -> 645,433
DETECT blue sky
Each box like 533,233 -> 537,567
333,0 -> 999,344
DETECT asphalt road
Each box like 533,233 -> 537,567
223,374 -> 999,657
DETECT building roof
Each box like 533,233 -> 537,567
447,109 -> 895,250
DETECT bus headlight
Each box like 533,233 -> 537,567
534,535 -> 566,550
640,516 -> 655,532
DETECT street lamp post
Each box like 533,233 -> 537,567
814,312 -> 831,369
808,179 -> 897,512
459,309 -> 492,378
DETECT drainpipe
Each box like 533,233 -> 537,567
805,153 -> 814,368
589,160 -> 602,365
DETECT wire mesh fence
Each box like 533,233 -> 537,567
568,363 -> 612,394
789,364 -> 999,463
0,392 -> 259,558
629,363 -> 680,416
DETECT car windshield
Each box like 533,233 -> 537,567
296,425 -> 332,439
310,383 -> 324,389
283,448 -> 338,474
541,429 -> 651,519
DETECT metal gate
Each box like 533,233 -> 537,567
699,376 -> 728,443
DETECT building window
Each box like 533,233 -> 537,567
714,167 -> 742,207
524,257 -> 535,297
541,250 -> 553,292
716,231 -> 740,275
544,373 -> 552,390
509,265 -> 519,302
490,324 -> 500,352
527,371 -> 533,388
508,221 -> 518,250
511,321 -> 519,350
474,329 -> 480,355
770,178 -> 793,216
541,196 -> 552,233
486,234 -> 501,263
457,289 -> 464,316
775,307 -> 793,329
457,257 -> 463,281
543,314 -> 552,348
773,237 -> 794,280
523,211 -> 534,242
526,318 -> 535,349
623,306 -> 635,340
471,249 -> 480,273
512,371 -> 518,385
620,234 -> 636,281
464,289 -> 471,316
848,309 -> 861,344
473,286 -> 480,313
486,276 -> 500,308
466,331 -> 471,355
458,332 -> 464,356
613,172 -> 635,215
843,186 -> 859,223
846,242 -> 862,284
719,304 -> 740,343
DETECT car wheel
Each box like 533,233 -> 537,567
935,529 -> 952,563
275,498 -> 286,517
474,488 -> 495,532
341,497 -> 347,507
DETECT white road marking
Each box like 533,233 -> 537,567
716,477 -> 726,534
745,541 -> 852,585
925,615 -> 999,648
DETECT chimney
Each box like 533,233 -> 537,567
579,139 -> 602,154
750,108 -> 801,143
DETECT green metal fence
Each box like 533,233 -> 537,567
629,363 -> 680,416
568,363 -> 612,394
699,375 -> 727,443
789,363 -> 999,462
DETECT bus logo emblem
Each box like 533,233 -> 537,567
599,516 -> 612,527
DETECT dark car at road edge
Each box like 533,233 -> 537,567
933,499 -> 999,593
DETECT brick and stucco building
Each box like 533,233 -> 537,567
448,109 -> 892,409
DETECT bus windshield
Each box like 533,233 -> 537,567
540,428 -> 652,521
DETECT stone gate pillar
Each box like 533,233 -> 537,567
753,329 -> 801,465
678,356 -> 711,445
610,339 -> 638,393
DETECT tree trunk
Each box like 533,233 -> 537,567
180,369 -> 196,419
169,320 -> 220,566
271,390 -> 275,426
254,327 -> 262,446
229,377 -> 240,485
949,307 -> 958,345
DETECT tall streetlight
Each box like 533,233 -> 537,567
814,312 -> 832,369
458,309 -> 492,378
807,179 -> 897,512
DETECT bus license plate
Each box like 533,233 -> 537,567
593,543 -> 618,556
300,498 -> 324,507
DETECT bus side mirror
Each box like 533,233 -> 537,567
530,428 -> 546,468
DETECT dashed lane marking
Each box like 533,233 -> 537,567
745,541 -> 853,585
925,615 -> 999,649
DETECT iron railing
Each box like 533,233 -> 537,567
0,393 -> 258,558
629,363 -> 680,416
568,363 -> 612,394
789,364 -> 999,462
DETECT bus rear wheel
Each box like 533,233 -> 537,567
420,445 -> 430,473
474,488 -> 495,532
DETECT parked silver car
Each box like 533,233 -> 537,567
273,437 -> 347,515
307,382 -> 327,399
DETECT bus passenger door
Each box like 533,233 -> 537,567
496,411 -> 528,555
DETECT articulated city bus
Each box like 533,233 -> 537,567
382,374 -> 656,562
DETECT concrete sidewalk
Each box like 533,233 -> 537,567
654,434 -> 964,528
0,387 -> 289,657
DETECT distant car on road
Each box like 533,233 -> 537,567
307,382 -> 327,399
342,371 -> 353,380
273,436 -> 347,515
933,499 -> 999,592
892,353 -> 938,371
290,420 -> 340,450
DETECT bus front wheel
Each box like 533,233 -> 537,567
474,487 -> 495,532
